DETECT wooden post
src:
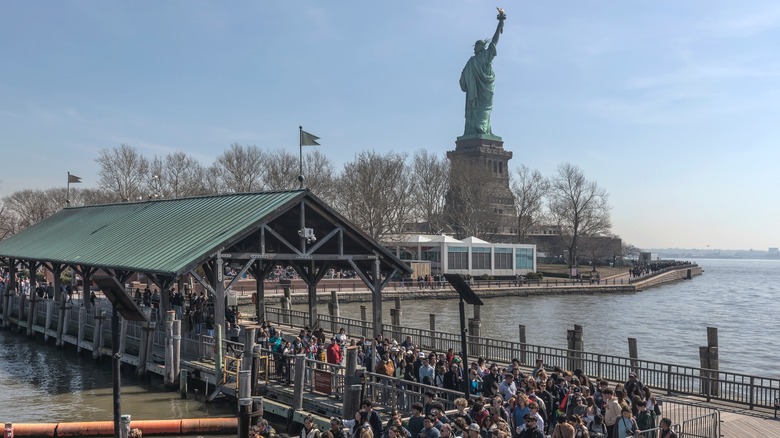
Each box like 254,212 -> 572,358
292,354 -> 306,410
628,338 -> 638,374
518,324 -> 527,365
255,266 -> 266,325
26,282 -> 37,337
165,311 -> 175,386
77,306 -> 86,353
699,346 -> 711,398
573,325 -> 584,371
343,384 -> 362,420
92,311 -> 105,360
18,294 -> 26,331
137,307 -> 152,376
328,290 -> 340,333
468,318 -> 481,357
360,305 -> 368,338
62,303 -> 71,342
281,287 -> 291,324
119,414 -> 131,438
146,320 -> 156,366
56,292 -> 65,347
243,327 -> 257,373
2,261 -> 16,328
371,258 -> 383,339
394,296 -> 402,328
566,329 -> 575,371
44,299 -> 54,341
429,313 -> 436,350
707,327 -> 719,396
346,346 -> 358,377
180,369 -> 188,399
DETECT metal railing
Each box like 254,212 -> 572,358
264,306 -> 780,411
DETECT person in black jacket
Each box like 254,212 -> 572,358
362,400 -> 383,438
517,414 -> 545,438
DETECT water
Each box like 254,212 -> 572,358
303,259 -> 780,378
0,328 -> 234,431
1,259 -> 776,427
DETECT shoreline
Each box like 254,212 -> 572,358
238,265 -> 703,306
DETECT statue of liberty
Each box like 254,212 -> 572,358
460,8 -> 506,136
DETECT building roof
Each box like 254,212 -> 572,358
0,190 -> 410,278
460,236 -> 490,244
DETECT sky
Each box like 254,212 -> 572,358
1,1 -> 779,251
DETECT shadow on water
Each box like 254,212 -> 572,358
0,328 -> 235,425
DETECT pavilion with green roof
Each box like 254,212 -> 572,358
0,189 -> 410,336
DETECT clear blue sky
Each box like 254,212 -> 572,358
1,1 -> 779,251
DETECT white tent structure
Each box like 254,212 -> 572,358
383,234 -> 536,277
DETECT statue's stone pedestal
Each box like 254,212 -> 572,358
445,134 -> 517,240
450,134 -> 512,160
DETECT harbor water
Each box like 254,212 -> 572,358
0,328 -> 234,431
1,258 -> 776,426
303,258 -> 780,378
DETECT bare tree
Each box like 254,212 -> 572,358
96,144 -> 149,201
264,149 -> 299,191
410,149 -> 449,233
160,151 -> 208,198
213,143 -> 266,193
0,201 -> 19,239
445,158 -> 504,240
75,187 -> 120,205
302,149 -> 337,204
510,165 -> 548,241
3,188 -> 65,230
579,235 -> 622,271
332,151 -> 414,241
547,163 -> 612,268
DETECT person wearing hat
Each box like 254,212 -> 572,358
466,423 -> 481,438
443,363 -> 462,391
419,356 -> 435,386
516,413 -> 545,438
624,372 -> 645,399
497,372 -> 516,401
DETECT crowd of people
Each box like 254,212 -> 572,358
252,321 -> 677,438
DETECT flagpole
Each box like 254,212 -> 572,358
298,126 -> 304,189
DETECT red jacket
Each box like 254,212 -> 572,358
326,343 -> 342,365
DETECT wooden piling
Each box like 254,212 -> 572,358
92,311 -> 105,360
119,316 -> 128,358
180,369 -> 188,399
707,327 -> 720,396
165,311 -> 175,386
26,292 -> 37,337
360,305 -> 368,338
77,306 -> 86,353
56,293 -> 67,347
628,338 -> 638,374
518,324 -> 527,365
44,300 -> 54,341
292,354 -> 306,410
343,384 -> 362,420
137,308 -> 152,377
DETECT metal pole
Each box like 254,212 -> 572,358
112,307 -> 121,438
458,298 -> 469,401
298,126 -> 304,189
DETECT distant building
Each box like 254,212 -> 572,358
383,234 -> 536,278
639,252 -> 660,264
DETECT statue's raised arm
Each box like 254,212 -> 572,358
493,8 -> 506,46
460,9 -> 507,137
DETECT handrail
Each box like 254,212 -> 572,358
265,306 -> 780,411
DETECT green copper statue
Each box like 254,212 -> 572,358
460,8 -> 506,136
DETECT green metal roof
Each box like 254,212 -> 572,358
0,190 -> 305,276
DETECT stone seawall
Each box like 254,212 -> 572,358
632,265 -> 703,290
237,265 -> 701,307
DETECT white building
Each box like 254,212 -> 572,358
383,234 -> 536,278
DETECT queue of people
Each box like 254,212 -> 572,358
253,321 -> 676,438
